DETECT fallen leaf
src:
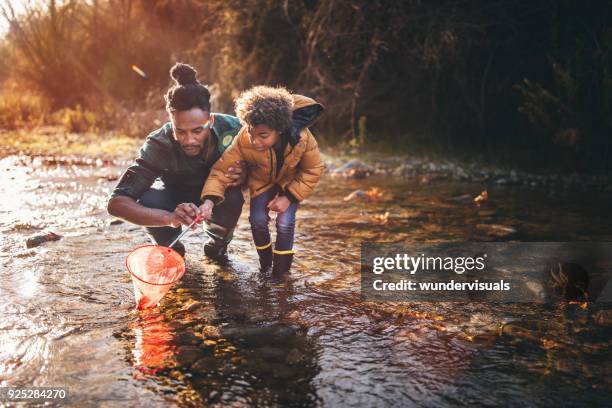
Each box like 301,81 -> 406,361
371,211 -> 390,224
365,187 -> 383,202
474,190 -> 488,206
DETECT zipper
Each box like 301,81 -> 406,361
270,148 -> 275,182
255,149 -> 275,192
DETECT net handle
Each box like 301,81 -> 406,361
168,215 -> 202,249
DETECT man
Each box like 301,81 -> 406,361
107,63 -> 245,261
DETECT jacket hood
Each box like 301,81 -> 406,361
287,94 -> 324,146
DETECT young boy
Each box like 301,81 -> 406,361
198,86 -> 325,276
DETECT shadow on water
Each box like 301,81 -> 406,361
1,155 -> 611,406
119,261 -> 321,406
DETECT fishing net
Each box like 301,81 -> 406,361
126,245 -> 186,309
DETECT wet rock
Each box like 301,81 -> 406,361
175,345 -> 202,366
202,325 -> 221,340
343,190 -> 365,201
208,390 -> 220,402
332,159 -> 374,178
191,356 -> 217,373
172,332 -> 202,346
285,348 -> 304,365
202,339 -> 217,349
169,369 -> 184,380
257,347 -> 286,362
268,363 -> 299,379
347,168 -> 373,179
109,219 -> 124,226
180,299 -> 203,312
221,324 -> 297,346
25,231 -> 61,248
454,166 -> 470,180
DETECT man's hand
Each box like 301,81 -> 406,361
169,203 -> 200,229
197,199 -> 215,221
267,196 -> 291,213
226,160 -> 248,187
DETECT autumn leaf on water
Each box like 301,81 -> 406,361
365,187 -> 383,202
541,338 -> 560,349
343,187 -> 384,202
473,190 -> 488,206
371,211 -> 390,224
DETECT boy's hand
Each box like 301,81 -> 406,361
226,160 -> 248,187
267,196 -> 291,213
198,200 -> 215,221
170,203 -> 200,229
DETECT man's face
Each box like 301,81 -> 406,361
248,124 -> 280,152
170,108 -> 213,157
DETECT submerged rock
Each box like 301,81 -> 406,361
332,159 -> 374,178
175,345 -> 203,366
343,190 -> 366,201
221,324 -> 298,346
201,325 -> 221,340
257,347 -> 286,362
191,356 -> 217,373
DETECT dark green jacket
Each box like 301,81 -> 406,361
110,113 -> 241,200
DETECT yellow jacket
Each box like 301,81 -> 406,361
200,95 -> 325,203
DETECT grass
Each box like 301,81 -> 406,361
0,127 -> 141,160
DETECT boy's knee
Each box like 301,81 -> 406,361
249,211 -> 270,230
276,217 -> 296,234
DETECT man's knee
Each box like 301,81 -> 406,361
138,187 -> 177,212
223,187 -> 245,209
210,187 -> 244,228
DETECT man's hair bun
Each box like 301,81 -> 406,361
170,63 -> 198,86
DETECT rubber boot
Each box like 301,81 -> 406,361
203,221 -> 233,264
203,242 -> 228,264
272,251 -> 294,279
257,245 -> 273,271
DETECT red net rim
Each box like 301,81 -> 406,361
125,244 -> 186,286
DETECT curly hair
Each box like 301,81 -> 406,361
165,62 -> 211,112
234,86 -> 294,133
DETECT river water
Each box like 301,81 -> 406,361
0,154 -> 610,407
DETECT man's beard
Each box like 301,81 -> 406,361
181,144 -> 202,157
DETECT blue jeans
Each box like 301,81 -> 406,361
249,186 -> 299,252
138,185 -> 244,250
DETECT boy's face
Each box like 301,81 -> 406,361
170,108 -> 213,157
248,124 -> 280,152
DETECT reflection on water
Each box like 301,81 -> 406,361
0,154 -> 611,406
